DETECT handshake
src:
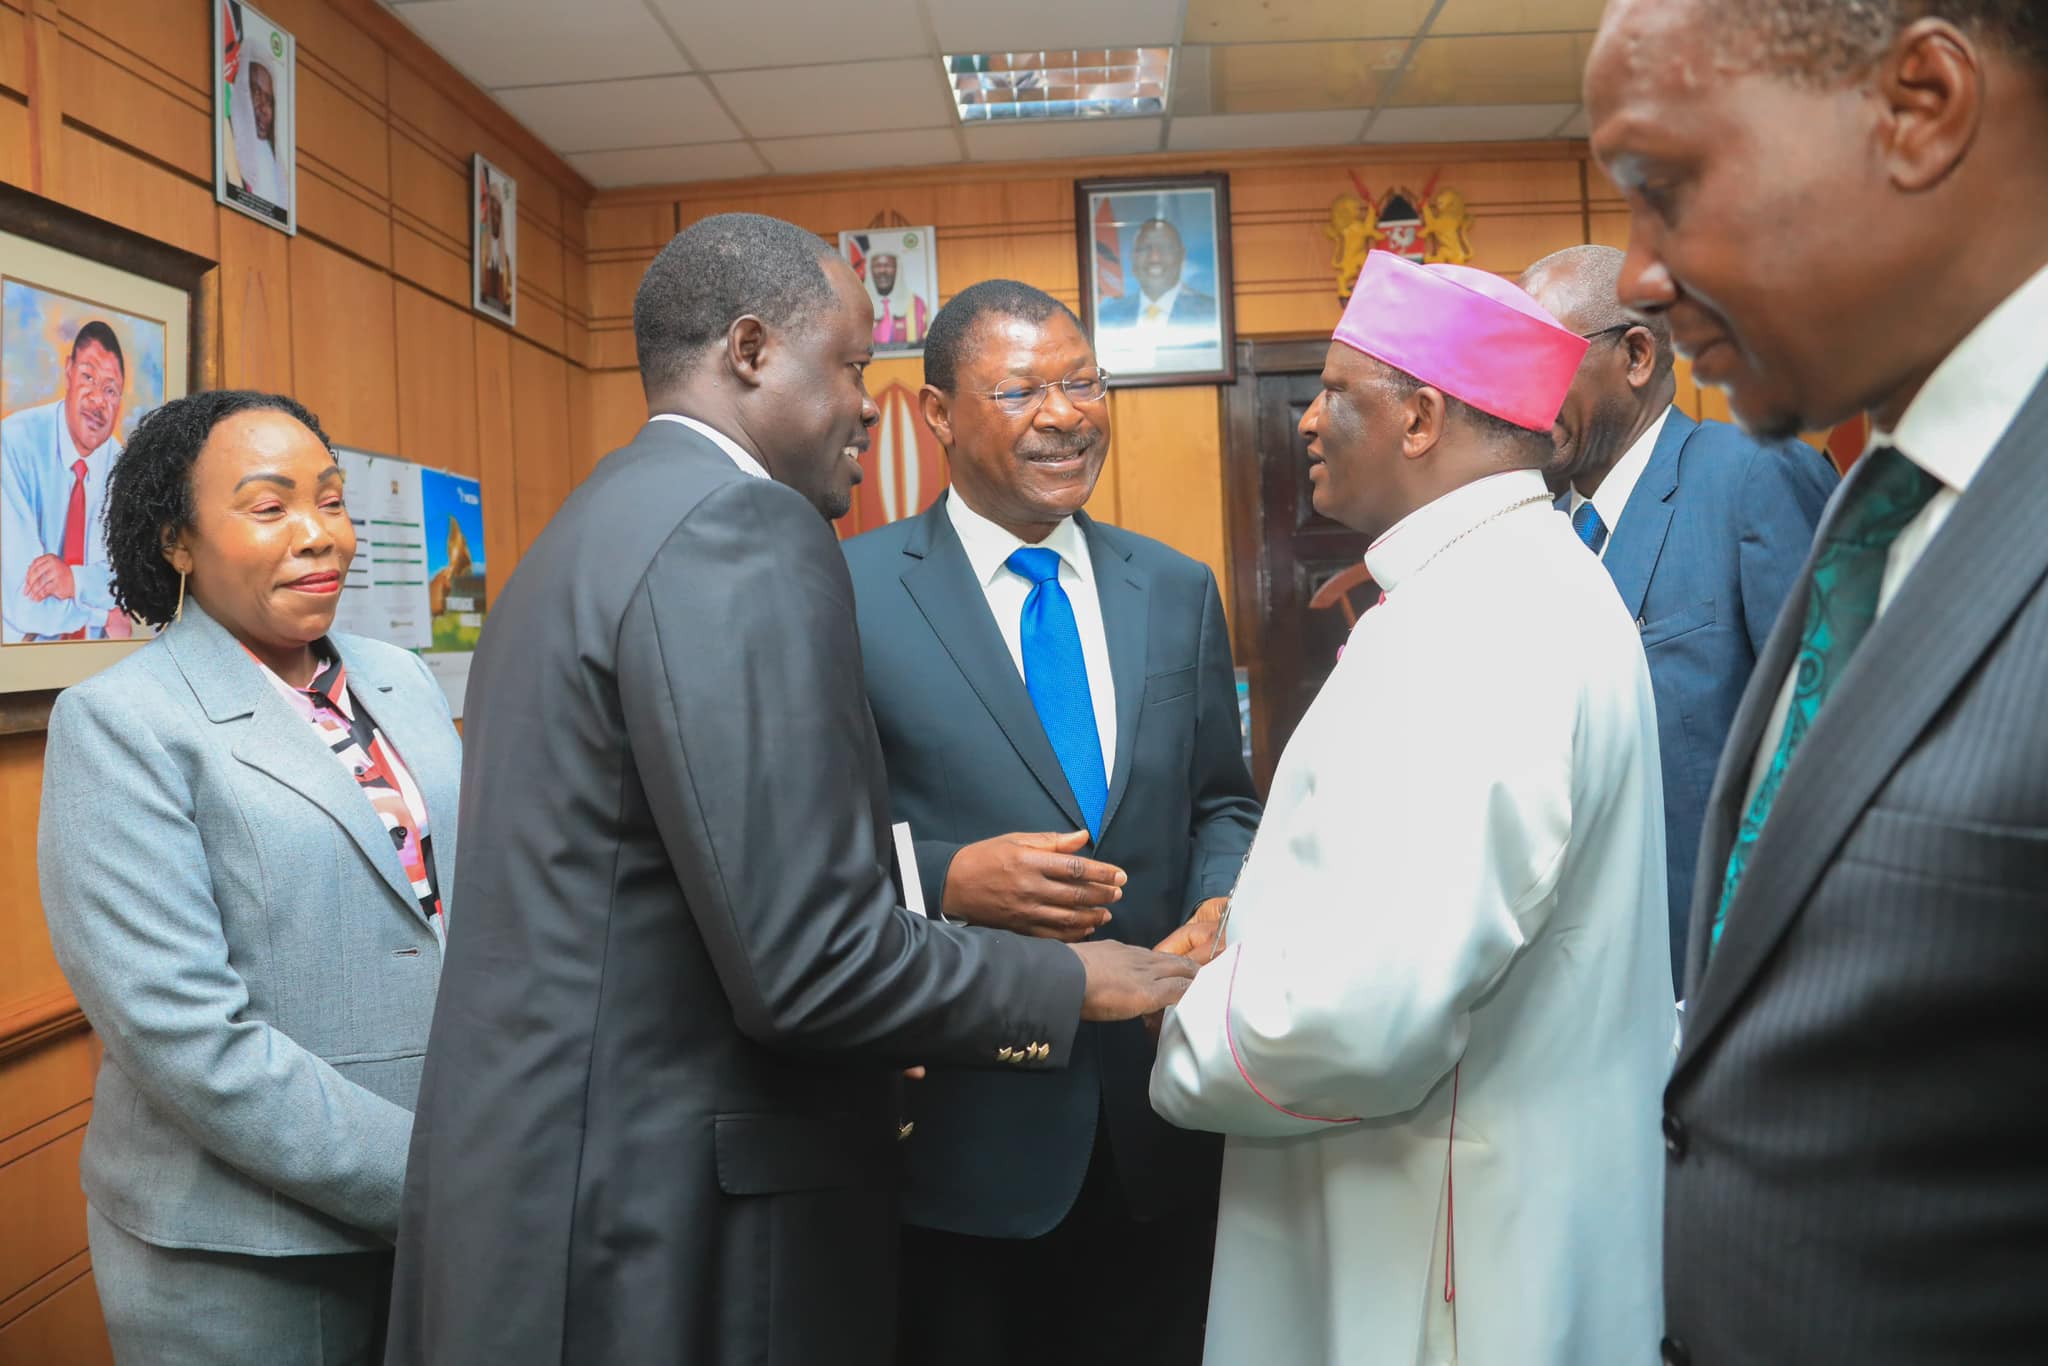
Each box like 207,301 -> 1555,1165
941,830 -> 1231,1023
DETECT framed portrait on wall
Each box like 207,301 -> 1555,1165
472,155 -> 518,326
0,189 -> 211,699
840,227 -> 937,357
1076,174 -> 1236,387
214,0 -> 297,235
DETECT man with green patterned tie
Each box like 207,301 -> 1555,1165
1586,1 -> 2048,1362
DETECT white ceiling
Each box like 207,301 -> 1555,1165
382,0 -> 1598,189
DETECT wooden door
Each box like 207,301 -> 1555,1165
1223,339 -> 1375,793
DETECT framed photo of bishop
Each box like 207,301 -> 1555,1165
839,227 -> 937,357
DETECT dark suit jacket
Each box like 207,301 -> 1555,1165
1568,411 -> 1835,989
1096,284 -> 1219,330
845,497 -> 1259,1238
386,421 -> 1087,1366
1663,372 -> 2048,1364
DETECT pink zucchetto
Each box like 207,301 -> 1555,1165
1334,251 -> 1589,433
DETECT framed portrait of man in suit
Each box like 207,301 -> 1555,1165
1076,174 -> 1235,388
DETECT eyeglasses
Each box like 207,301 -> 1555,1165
970,369 -> 1111,416
1578,323 -> 1635,345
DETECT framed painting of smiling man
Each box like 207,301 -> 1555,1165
1,223 -> 188,691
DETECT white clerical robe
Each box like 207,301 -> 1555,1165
1152,469 -> 1672,1366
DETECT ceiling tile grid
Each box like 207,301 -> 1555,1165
382,0 -> 1603,188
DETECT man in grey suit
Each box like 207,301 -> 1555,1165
845,280 -> 1260,1364
1588,3 -> 2048,1363
386,215 -> 1196,1366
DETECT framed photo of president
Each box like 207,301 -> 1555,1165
1076,173 -> 1235,388
472,155 -> 518,327
213,0 -> 297,235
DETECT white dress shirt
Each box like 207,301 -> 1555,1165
1,399 -> 121,641
1743,260 -> 2048,807
648,412 -> 771,481
945,491 -> 1117,785
1135,281 -> 1183,328
1569,405 -> 1671,560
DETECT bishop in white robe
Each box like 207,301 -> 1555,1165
1152,250 -> 1674,1366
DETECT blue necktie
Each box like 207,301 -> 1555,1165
1006,547 -> 1107,840
1571,501 -> 1608,554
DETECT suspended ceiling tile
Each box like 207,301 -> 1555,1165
1429,0 -> 1612,35
1386,32 -> 1596,106
1182,0 -> 1435,43
565,141 -> 768,188
1167,110 -> 1369,151
1174,40 -> 1408,116
647,0 -> 934,70
758,128 -> 963,175
931,0 -> 1183,54
1364,102 -> 1581,142
387,0 -> 691,87
712,59 -> 954,139
961,116 -> 1164,161
494,75 -> 739,154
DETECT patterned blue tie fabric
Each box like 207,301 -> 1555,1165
1571,501 -> 1608,554
1709,447 -> 1941,956
1006,547 -> 1108,840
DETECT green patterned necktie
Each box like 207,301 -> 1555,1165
1708,447 -> 1942,955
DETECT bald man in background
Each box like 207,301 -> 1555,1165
1520,246 -> 1835,990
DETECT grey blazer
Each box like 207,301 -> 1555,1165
1662,371 -> 2048,1363
39,598 -> 459,1256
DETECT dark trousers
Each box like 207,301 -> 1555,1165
897,1123 -> 1215,1366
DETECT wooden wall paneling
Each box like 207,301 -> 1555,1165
54,122 -> 216,260
289,233 -> 398,453
19,0 -> 58,194
565,364 -> 595,483
0,734 -> 53,1009
1106,387 -> 1228,600
0,1120 -> 88,1309
219,207 -> 295,391
58,0 -> 207,93
587,201 -> 674,254
472,319 -> 520,587
389,121 -> 470,309
394,281 -> 479,476
54,17 -> 210,182
508,338 -> 571,554
585,368 -> 645,474
297,61 -> 392,198
0,1265 -> 111,1366
0,1 -> 28,197
0,1030 -> 92,1142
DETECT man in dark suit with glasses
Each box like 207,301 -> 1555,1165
845,279 -> 1261,1365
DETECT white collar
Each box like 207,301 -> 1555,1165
648,412 -> 770,481
1366,468 -> 1550,595
1873,259 -> 2048,492
1571,405 -> 1671,532
1137,280 -> 1183,319
945,489 -> 1093,589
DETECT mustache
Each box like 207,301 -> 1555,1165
1016,429 -> 1099,460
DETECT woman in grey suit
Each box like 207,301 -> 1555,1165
38,391 -> 460,1365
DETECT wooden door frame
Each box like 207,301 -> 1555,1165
1222,334 -> 1332,790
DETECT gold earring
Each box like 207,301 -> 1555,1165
174,571 -> 186,624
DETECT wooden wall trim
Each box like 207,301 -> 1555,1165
591,138 -> 1590,208
322,0 -> 593,204
0,989 -> 85,1064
